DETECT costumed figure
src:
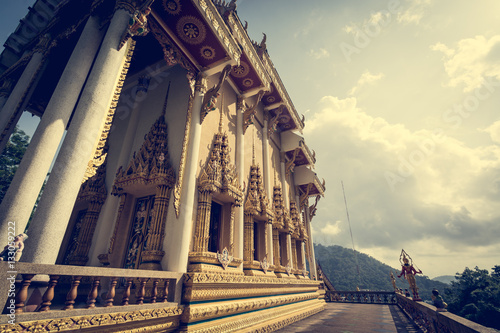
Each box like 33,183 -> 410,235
390,271 -> 397,292
431,289 -> 447,311
0,233 -> 28,262
397,249 -> 422,300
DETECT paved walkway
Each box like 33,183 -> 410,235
276,303 -> 423,333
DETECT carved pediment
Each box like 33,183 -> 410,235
244,163 -> 274,222
112,114 -> 175,195
198,116 -> 243,205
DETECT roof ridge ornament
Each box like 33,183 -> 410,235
201,64 -> 231,123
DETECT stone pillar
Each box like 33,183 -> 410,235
301,241 -> 307,272
67,200 -> 104,266
192,190 -> 211,253
0,16 -> 104,241
291,238 -> 298,272
286,233 -> 293,270
0,44 -> 46,152
280,154 -> 289,207
140,184 -> 171,270
272,228 -> 280,267
235,96 -> 245,263
305,204 -> 317,279
262,119 -> 274,266
22,9 -> 132,264
164,75 -> 206,273
243,213 -> 253,263
89,76 -> 150,266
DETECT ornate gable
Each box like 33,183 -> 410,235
272,183 -> 293,233
198,113 -> 243,205
244,161 -> 273,222
112,112 -> 175,195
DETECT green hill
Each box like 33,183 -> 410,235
432,275 -> 454,284
314,244 -> 448,301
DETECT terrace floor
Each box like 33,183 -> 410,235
275,302 -> 423,333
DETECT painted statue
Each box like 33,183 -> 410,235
431,289 -> 447,311
398,250 -> 422,300
0,233 -> 28,262
390,271 -> 397,291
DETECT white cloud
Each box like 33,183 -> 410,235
307,48 -> 330,60
349,71 -> 384,95
397,0 -> 432,25
320,220 -> 342,236
483,120 -> 500,144
304,95 -> 500,277
432,35 -> 500,91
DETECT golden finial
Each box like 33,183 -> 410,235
218,93 -> 224,133
161,81 -> 171,117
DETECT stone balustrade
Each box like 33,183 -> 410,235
0,262 -> 184,326
325,290 -> 397,304
396,294 -> 498,333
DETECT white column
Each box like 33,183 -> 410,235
22,9 -> 132,264
286,233 -> 293,270
280,155 -> 289,207
164,76 -> 206,273
305,204 -> 317,279
262,119 -> 273,265
235,97 -> 245,264
88,77 -> 150,266
0,16 -> 104,241
0,51 -> 45,152
301,241 -> 306,271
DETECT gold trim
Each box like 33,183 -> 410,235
83,39 -> 136,183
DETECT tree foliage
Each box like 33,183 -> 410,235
444,266 -> 500,330
314,244 -> 448,301
0,126 -> 30,203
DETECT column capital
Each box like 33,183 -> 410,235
195,73 -> 208,94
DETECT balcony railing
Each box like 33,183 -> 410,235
396,294 -> 498,333
0,262 -> 184,328
325,290 -> 397,304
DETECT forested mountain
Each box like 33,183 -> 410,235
314,244 -> 448,301
432,275 -> 454,285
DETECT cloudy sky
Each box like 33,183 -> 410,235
2,0 -> 499,278
238,0 -> 500,278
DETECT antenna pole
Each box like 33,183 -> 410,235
342,180 -> 361,288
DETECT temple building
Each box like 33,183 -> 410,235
0,0 -> 326,331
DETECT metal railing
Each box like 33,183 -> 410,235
325,290 -> 397,304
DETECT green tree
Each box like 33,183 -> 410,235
444,266 -> 500,330
0,126 -> 30,203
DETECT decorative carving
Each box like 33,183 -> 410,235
198,0 -> 241,65
0,305 -> 184,332
243,147 -> 274,267
163,0 -> 182,15
308,195 -> 321,222
193,105 -> 243,259
285,261 -> 292,275
217,247 -> 233,269
111,87 -> 175,269
260,256 -> 270,273
285,148 -> 300,178
173,92 -> 194,217
243,90 -> 265,133
299,183 -> 313,209
149,18 -> 195,73
83,40 -> 135,182
267,105 -> 284,138
119,7 -> 151,50
201,64 -> 231,123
